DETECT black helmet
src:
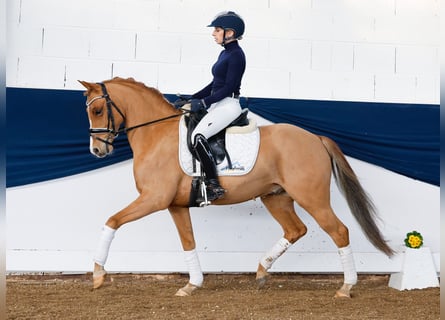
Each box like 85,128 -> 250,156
207,11 -> 245,39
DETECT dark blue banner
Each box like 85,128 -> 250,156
245,97 -> 439,186
6,87 -> 439,187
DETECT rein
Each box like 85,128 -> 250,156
86,82 -> 188,145
118,112 -> 188,135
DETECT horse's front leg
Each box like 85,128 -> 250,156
169,206 -> 203,296
92,193 -> 167,289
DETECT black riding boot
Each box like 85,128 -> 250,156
193,135 -> 226,201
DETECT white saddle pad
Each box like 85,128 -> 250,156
178,116 -> 260,176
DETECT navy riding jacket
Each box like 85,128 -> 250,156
192,41 -> 246,107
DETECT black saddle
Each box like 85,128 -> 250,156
185,108 -> 250,170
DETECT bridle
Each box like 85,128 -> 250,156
86,82 -> 188,148
86,82 -> 125,147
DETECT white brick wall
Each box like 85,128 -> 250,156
396,46 -> 438,75
112,61 -> 159,88
6,0 -> 439,104
331,43 -> 354,72
42,27 -> 91,58
269,39 -> 312,71
114,0 -> 160,31
136,32 -> 181,63
354,44 -> 395,74
331,72 -> 375,102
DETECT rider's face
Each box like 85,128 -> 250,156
212,27 -> 235,45
212,27 -> 225,45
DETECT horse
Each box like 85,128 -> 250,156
79,77 -> 393,298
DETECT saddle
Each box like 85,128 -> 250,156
185,107 -> 250,170
182,105 -> 251,207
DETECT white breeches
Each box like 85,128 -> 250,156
191,97 -> 242,142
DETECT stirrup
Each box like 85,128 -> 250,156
198,180 -> 211,207
197,180 -> 226,207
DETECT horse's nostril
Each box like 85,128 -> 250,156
91,146 -> 108,158
92,147 -> 104,157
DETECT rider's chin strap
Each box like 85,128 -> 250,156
222,29 -> 237,46
222,29 -> 227,47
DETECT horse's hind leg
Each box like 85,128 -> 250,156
298,197 -> 357,298
315,207 -> 357,298
257,193 -> 307,287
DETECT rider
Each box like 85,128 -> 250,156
189,11 -> 246,201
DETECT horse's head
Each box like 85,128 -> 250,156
79,80 -> 126,158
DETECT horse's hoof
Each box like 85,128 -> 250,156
255,264 -> 269,289
256,276 -> 268,289
334,283 -> 353,298
93,269 -> 107,289
175,282 -> 199,296
334,290 -> 351,298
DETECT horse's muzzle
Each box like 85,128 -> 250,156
91,146 -> 111,158
90,135 -> 114,158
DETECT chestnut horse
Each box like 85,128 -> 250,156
79,77 -> 393,298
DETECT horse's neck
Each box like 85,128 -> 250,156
123,93 -> 173,127
106,82 -> 181,156
115,88 -> 179,155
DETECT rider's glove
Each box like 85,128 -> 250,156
190,99 -> 207,113
173,95 -> 190,109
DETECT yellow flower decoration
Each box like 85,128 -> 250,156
404,231 -> 423,249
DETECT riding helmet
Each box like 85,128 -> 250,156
207,11 -> 245,39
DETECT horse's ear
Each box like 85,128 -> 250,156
78,80 -> 92,90
78,80 -> 94,96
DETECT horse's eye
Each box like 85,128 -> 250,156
94,108 -> 103,116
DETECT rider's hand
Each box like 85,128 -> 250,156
173,98 -> 188,109
173,100 -> 186,109
173,94 -> 191,109
190,99 -> 206,113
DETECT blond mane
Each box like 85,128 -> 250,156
105,77 -> 171,105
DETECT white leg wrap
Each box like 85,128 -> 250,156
338,245 -> 357,285
260,238 -> 292,270
93,225 -> 116,266
184,249 -> 203,287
